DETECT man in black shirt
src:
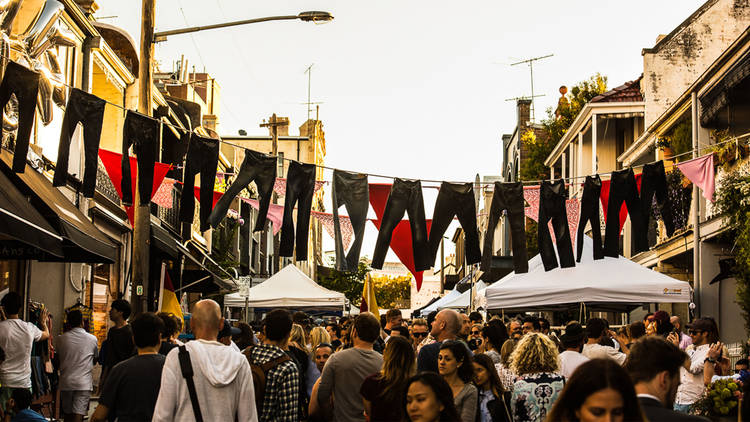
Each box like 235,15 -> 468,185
91,312 -> 166,422
99,299 -> 136,391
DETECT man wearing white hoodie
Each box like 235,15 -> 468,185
152,299 -> 258,422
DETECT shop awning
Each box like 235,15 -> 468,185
151,222 -> 179,258
701,48 -> 750,126
0,150 -> 118,263
177,242 -> 236,293
0,168 -> 63,259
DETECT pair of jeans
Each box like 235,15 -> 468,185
208,149 -> 276,231
52,88 -> 106,197
577,175 -> 604,262
332,170 -> 369,272
428,182 -> 481,266
641,160 -> 675,237
372,178 -> 430,271
538,179 -> 575,271
121,110 -> 160,206
180,133 -> 220,231
481,181 -> 528,273
604,168 -> 648,257
161,127 -> 189,181
279,161 -> 316,259
0,61 -> 40,172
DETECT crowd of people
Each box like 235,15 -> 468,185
0,291 -> 747,421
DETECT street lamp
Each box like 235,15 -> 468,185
153,11 -> 334,42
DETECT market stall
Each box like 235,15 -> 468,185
485,237 -> 692,312
223,264 -> 346,312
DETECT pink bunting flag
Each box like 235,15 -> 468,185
240,197 -> 284,235
311,211 -> 353,251
523,186 -> 580,246
676,153 -> 716,203
152,178 -> 177,209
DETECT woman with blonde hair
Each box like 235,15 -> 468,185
289,323 -> 307,352
360,336 -> 416,421
496,338 -> 517,391
308,326 -> 331,357
509,333 -> 564,422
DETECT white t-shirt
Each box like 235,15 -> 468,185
0,319 -> 43,388
54,327 -> 99,391
558,350 -> 590,379
582,343 -> 626,365
676,343 -> 710,405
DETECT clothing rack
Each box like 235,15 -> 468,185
1,56 -> 745,188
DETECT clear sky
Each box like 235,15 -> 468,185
96,0 -> 708,266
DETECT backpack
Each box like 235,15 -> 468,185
242,346 -> 292,410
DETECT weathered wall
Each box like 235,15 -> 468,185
642,0 -> 750,127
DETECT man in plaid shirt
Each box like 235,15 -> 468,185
247,309 -> 300,422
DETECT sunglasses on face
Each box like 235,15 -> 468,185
412,332 -> 428,338
471,331 -> 480,335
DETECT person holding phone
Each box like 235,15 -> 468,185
669,317 -> 719,413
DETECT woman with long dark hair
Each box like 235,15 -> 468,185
439,340 -> 478,422
546,359 -> 645,422
404,372 -> 461,422
473,353 -> 512,422
481,321 -> 509,365
360,336 -> 415,421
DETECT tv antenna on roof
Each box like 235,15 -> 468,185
303,64 -> 323,121
510,54 -> 553,122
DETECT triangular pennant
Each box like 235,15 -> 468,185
98,149 -> 172,224
676,154 -> 715,203
368,183 -> 431,291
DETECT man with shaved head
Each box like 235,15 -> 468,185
153,299 -> 258,421
417,309 -> 464,373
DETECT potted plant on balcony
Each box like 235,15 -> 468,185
656,137 -> 674,159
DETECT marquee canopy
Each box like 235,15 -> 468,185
485,237 -> 691,311
224,264 -> 346,310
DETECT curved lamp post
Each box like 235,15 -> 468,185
153,11 -> 334,43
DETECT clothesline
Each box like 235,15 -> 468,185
7,56 -> 748,187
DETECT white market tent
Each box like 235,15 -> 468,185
420,288 -> 462,316
224,264 -> 346,310
485,237 -> 692,311
438,281 -> 487,310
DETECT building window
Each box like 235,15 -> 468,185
277,152 -> 285,177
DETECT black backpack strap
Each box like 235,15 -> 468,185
178,345 -> 203,422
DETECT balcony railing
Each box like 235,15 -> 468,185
95,163 -> 122,205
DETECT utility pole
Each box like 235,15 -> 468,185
260,114 -> 288,273
133,0 -> 156,314
510,54 -> 553,122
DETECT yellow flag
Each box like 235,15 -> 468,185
360,273 -> 379,317
160,271 -> 184,327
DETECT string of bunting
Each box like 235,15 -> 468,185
0,57 -> 738,287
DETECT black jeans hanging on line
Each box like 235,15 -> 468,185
279,161 -> 316,259
604,168 -> 648,257
428,182 -> 481,266
538,179 -> 575,271
208,149 -> 276,232
577,175 -> 604,262
53,88 -> 106,197
332,170 -> 369,272
121,110 -> 160,207
180,133 -> 220,232
481,181 -> 528,274
640,160 -> 675,238
0,61 -> 40,173
372,178 -> 430,271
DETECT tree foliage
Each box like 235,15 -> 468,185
209,219 -> 241,276
519,73 -> 608,182
541,73 -> 608,147
714,165 -> 750,334
317,259 -> 371,305
370,274 -> 411,309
